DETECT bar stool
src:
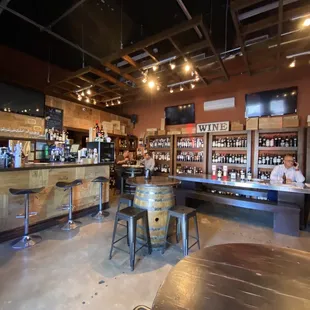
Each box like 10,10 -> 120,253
162,206 -> 200,256
9,187 -> 45,249
117,193 -> 134,212
56,179 -> 83,231
109,207 -> 152,271
91,176 -> 110,220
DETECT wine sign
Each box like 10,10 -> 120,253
197,121 -> 229,133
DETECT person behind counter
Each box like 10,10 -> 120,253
116,150 -> 130,166
115,150 -> 130,193
141,151 -> 155,173
270,154 -> 305,183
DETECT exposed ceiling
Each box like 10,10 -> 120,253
0,0 -> 309,110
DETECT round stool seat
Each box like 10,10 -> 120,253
9,187 -> 44,196
92,176 -> 109,183
56,179 -> 82,189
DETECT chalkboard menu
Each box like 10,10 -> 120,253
45,106 -> 63,131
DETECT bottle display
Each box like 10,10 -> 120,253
177,138 -> 204,148
212,153 -> 247,164
258,170 -> 271,180
154,164 -> 170,174
258,135 -> 298,147
152,152 -> 171,161
176,151 -> 203,162
176,165 -> 203,174
212,137 -> 247,148
149,138 -> 171,148
119,139 -> 127,148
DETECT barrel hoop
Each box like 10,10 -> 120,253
137,224 -> 166,232
135,188 -> 172,195
134,196 -> 173,203
137,234 -> 166,241
133,203 -> 172,211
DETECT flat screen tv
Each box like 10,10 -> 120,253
245,86 -> 297,118
0,82 -> 45,118
165,103 -> 195,126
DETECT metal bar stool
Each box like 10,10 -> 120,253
91,176 -> 110,220
9,187 -> 45,249
162,206 -> 200,256
109,207 -> 152,271
56,179 -> 83,231
117,193 -> 134,212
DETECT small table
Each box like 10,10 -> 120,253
127,176 -> 180,250
121,165 -> 144,193
152,243 -> 310,309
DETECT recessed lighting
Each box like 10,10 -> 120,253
148,80 -> 155,89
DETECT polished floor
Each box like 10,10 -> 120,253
1,195 -> 310,310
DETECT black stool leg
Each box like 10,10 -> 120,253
129,218 -> 137,271
12,194 -> 42,249
181,216 -> 189,256
109,213 -> 119,259
194,215 -> 200,250
143,213 -> 152,255
92,182 -> 109,220
176,218 -> 181,244
161,214 -> 171,254
117,200 -> 122,212
61,187 -> 81,231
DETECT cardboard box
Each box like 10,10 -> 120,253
111,120 -> 121,130
121,125 -> 126,134
246,118 -> 258,130
158,130 -> 166,135
181,127 -> 196,134
160,118 -> 165,131
101,121 -> 114,133
283,115 -> 299,128
113,129 -> 122,135
259,116 -> 282,129
167,131 -> 181,135
231,121 -> 244,131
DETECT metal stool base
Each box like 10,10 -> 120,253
91,210 -> 110,220
61,220 -> 81,231
11,235 -> 42,249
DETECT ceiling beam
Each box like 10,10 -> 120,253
242,4 -> 310,35
143,48 -> 159,62
47,0 -> 89,28
231,0 -> 265,11
230,7 -> 251,75
276,0 -> 284,67
103,62 -> 138,84
122,55 -> 139,68
0,0 -> 10,16
199,23 -> 229,80
100,15 -> 203,64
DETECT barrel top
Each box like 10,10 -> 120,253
127,176 -> 180,187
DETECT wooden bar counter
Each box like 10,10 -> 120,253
0,162 -> 111,234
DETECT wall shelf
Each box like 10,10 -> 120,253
258,147 -> 297,151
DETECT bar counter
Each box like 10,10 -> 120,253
0,162 -> 111,234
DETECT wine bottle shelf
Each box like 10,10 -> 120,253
177,148 -> 204,151
258,147 -> 297,151
149,148 -> 171,151
212,147 -> 247,151
258,164 -> 278,169
176,161 -> 204,165
211,163 -> 247,168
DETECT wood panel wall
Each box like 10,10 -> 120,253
0,165 -> 109,232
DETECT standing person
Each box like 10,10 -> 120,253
115,150 -> 130,193
270,154 -> 305,183
142,151 -> 155,173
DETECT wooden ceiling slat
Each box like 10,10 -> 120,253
100,15 -> 203,65
199,23 -> 229,80
122,55 -> 139,68
242,5 -> 310,35
104,62 -> 138,84
89,67 -> 129,89
276,0 -> 284,67
230,7 -> 251,75
231,0 -> 265,11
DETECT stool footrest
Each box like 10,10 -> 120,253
16,215 -> 25,219
112,235 -> 128,245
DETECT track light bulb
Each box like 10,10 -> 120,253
81,91 -> 85,96
170,63 -> 176,70
180,85 -> 184,91
153,65 -> 158,71
117,99 -> 121,104
195,75 -> 199,82
170,88 -> 174,93
184,63 -> 191,72
191,83 -> 195,89
157,85 -> 160,91
142,77 -> 147,83
78,96 -> 82,101
148,80 -> 155,89
289,59 -> 296,68
93,99 -> 96,105
304,18 -> 310,27
86,89 -> 91,95
85,97 -> 90,103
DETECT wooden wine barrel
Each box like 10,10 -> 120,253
134,185 -> 175,250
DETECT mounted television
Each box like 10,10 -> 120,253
245,86 -> 297,118
0,82 -> 45,118
165,103 -> 195,126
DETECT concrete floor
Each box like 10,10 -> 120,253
1,195 -> 310,310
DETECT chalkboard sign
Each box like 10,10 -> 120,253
45,106 -> 63,131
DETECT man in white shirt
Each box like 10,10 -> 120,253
270,154 -> 305,183
142,152 -> 155,172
